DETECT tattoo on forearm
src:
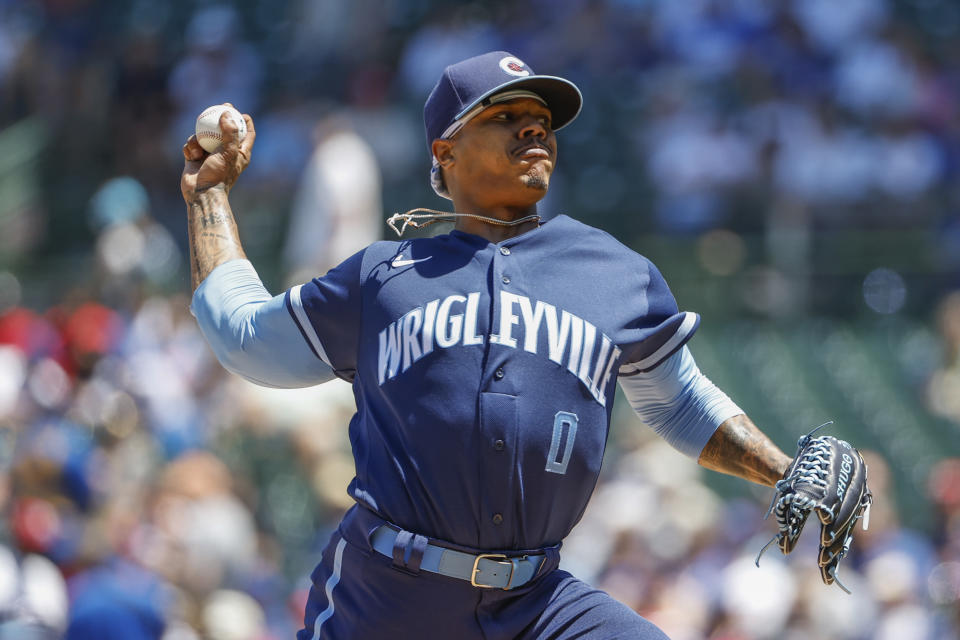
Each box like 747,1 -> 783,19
186,188 -> 246,291
698,414 -> 792,487
199,210 -> 230,228
199,231 -> 233,242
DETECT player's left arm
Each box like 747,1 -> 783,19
620,346 -> 791,487
697,414 -> 792,487
617,256 -> 791,486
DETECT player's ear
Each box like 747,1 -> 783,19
432,139 -> 455,168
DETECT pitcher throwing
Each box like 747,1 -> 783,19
180,51 -> 870,639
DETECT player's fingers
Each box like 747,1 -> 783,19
239,114 -> 255,159
183,135 -> 206,162
219,110 -> 241,149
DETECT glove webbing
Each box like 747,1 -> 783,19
755,422 -> 870,594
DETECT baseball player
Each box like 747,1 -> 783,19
181,52 -> 871,639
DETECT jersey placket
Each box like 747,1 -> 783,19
477,240 -> 521,549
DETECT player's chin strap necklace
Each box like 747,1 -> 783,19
387,208 -> 540,237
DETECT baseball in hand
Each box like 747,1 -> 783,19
195,104 -> 247,153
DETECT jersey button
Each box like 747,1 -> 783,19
501,275 -> 511,285
494,367 -> 504,380
499,246 -> 511,256
492,513 -> 503,525
494,439 -> 505,451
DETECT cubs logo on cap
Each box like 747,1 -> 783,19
499,56 -> 531,77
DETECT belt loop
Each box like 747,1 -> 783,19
392,530 -> 414,573
535,546 -> 560,579
391,529 -> 429,576
407,534 -> 428,573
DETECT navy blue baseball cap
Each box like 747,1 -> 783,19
423,51 -> 582,197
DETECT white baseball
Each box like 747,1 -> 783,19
195,104 -> 247,153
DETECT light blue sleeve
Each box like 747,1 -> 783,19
190,259 -> 335,388
618,345 -> 743,458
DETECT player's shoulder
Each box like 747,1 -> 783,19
361,236 -> 453,261
356,236 -> 459,279
550,215 -> 655,267
360,239 -> 404,263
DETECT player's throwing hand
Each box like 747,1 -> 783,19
180,103 -> 256,203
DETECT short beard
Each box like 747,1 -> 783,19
521,169 -> 549,191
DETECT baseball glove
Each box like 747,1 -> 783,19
755,422 -> 873,593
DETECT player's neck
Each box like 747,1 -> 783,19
450,200 -> 541,243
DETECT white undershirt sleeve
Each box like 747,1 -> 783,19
618,345 -> 743,459
190,259 -> 336,388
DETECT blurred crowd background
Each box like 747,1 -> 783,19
1,0 -> 959,638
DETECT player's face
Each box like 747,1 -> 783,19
441,98 -> 557,210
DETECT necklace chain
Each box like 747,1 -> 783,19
387,208 -> 541,237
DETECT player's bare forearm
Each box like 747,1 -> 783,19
697,414 -> 792,487
186,186 -> 246,291
180,105 -> 256,291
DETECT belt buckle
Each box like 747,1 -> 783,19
471,553 -> 513,589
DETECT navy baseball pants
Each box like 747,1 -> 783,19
297,505 -> 670,640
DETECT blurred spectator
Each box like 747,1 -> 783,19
790,0 -> 888,53
139,452 -> 258,595
0,544 -> 68,639
282,114 -> 382,281
927,291 -> 960,425
201,589 -> 268,640
64,559 -> 169,640
88,176 -> 181,309
398,9 -> 503,98
167,4 -> 263,159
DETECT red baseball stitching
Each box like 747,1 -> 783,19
196,107 -> 245,146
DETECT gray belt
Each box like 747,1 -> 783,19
370,525 -> 546,590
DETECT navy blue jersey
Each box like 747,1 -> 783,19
286,215 -> 699,550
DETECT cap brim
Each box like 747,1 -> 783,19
454,75 -> 583,132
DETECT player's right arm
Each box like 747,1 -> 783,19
180,104 -> 252,291
180,106 -> 337,388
